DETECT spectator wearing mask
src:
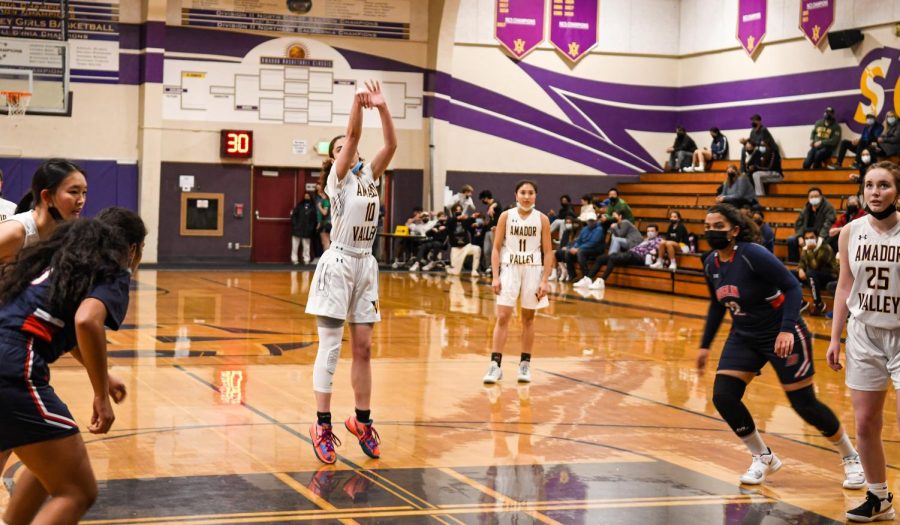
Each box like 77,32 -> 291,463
290,191 -> 318,265
850,149 -> 875,187
600,188 -> 634,225
559,209 -> 605,287
826,195 -> 865,253
446,205 -> 481,277
751,209 -> 775,253
583,225 -> 663,290
654,210 -> 690,271
685,127 -> 729,173
872,110 -> 900,159
409,211 -> 449,271
479,190 -> 502,276
447,184 -> 476,215
739,114 -> 775,171
749,139 -> 783,196
665,127 -> 697,172
793,228 -> 838,316
802,107 -> 842,169
787,187 -> 836,263
550,194 -> 577,244
607,210 -> 643,254
833,113 -> 882,169
716,165 -> 756,208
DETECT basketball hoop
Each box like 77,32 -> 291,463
0,91 -> 32,117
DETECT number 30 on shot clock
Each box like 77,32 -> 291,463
220,130 -> 253,158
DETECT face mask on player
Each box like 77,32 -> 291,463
517,203 -> 534,212
866,203 -> 898,221
351,161 -> 364,174
705,230 -> 731,250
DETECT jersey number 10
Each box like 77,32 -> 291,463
865,267 -> 890,290
365,202 -> 376,222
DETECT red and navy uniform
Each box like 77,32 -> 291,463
0,269 -> 130,451
702,242 -> 814,384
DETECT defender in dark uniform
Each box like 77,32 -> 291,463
1,216 -> 145,525
697,204 -> 863,488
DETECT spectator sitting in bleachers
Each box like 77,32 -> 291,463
684,127 -> 728,173
447,184 -> 476,215
549,194 -> 576,242
445,204 -> 481,277
739,141 -> 758,175
872,110 -> 899,159
827,194 -> 865,253
600,188 -> 634,225
748,139 -> 783,196
739,114 -> 775,170
833,113 -> 882,169
559,209 -> 605,287
792,228 -> 838,316
549,216 -> 578,281
803,106 -> 842,169
607,210 -> 642,254
581,224 -> 663,290
392,207 -> 427,268
409,211 -> 449,272
787,187 -> 836,263
750,208 -> 775,253
653,210 -> 690,271
716,165 -> 756,208
850,149 -> 874,186
665,126 -> 697,172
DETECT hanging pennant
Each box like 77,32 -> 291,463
799,0 -> 834,47
736,0 -> 767,57
495,0 -> 546,59
549,0 -> 599,63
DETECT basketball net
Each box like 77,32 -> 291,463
0,91 -> 32,117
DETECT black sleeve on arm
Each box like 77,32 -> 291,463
745,244 -> 802,332
700,259 -> 727,349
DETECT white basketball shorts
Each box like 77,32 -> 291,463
497,264 -> 549,310
845,316 -> 900,391
305,248 -> 381,323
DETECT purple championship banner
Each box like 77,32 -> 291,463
549,0 -> 598,63
495,0 -> 546,59
799,0 -> 834,47
736,0 -> 767,57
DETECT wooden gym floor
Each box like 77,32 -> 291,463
1,270 -> 896,524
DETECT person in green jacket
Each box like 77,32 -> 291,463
793,228 -> 838,315
803,106 -> 842,169
600,188 -> 633,225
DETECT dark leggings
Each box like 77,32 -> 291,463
592,252 -> 642,280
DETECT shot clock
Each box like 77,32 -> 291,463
220,130 -> 253,158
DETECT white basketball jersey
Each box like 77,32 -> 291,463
326,163 -> 379,251
9,211 -> 40,248
847,215 -> 900,329
0,198 -> 16,222
501,209 -> 543,266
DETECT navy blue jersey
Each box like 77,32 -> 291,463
0,269 -> 130,363
701,242 -> 802,348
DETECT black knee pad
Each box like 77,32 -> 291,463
712,374 -> 755,437
786,385 -> 840,437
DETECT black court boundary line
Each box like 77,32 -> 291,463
171,365 -> 461,524
542,369 -> 900,471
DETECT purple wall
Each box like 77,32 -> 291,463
389,169 -> 423,229
446,171 -> 633,214
158,162 -> 251,263
0,157 -> 137,215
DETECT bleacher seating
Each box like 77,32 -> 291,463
596,158 -> 867,307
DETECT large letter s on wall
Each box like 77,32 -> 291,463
854,58 -> 890,124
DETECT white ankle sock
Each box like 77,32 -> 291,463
740,430 -> 768,456
832,433 -> 857,459
869,482 -> 889,500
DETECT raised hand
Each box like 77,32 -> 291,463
364,79 -> 386,108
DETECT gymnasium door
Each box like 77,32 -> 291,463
251,167 -> 301,263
